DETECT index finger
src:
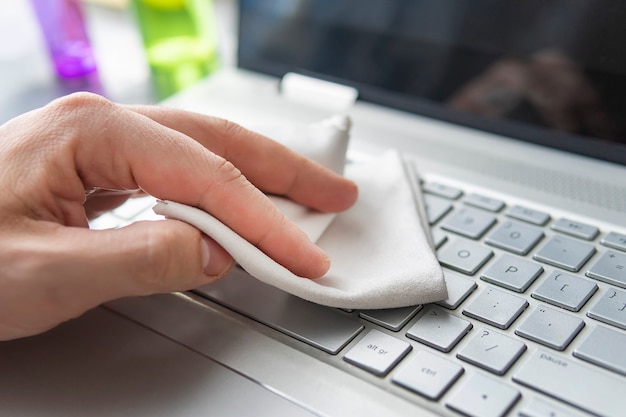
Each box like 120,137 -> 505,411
125,105 -> 359,213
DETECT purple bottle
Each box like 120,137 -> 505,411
30,0 -> 97,78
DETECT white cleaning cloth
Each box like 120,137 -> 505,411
153,116 -> 446,309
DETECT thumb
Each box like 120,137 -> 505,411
1,220 -> 233,340
51,220 -> 232,317
87,220 -> 234,297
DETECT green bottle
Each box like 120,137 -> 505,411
131,0 -> 219,99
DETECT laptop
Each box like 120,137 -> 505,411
2,1 -> 625,416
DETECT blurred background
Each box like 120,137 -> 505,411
0,0 -> 237,125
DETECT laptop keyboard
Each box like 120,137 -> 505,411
93,180 -> 626,417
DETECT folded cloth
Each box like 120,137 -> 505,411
153,116 -> 447,309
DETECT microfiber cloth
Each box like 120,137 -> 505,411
153,116 -> 446,309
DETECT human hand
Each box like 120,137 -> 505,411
0,93 -> 358,340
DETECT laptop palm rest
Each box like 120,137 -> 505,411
0,307 -> 314,417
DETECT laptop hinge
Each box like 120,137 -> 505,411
279,72 -> 358,112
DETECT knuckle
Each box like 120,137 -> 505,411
201,154 -> 249,197
214,117 -> 250,139
214,156 -> 244,183
49,92 -> 113,115
44,92 -> 117,146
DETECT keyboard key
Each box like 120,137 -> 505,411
406,307 -> 472,352
343,329 -> 411,376
441,207 -> 497,239
587,288 -> 626,330
463,287 -> 528,329
359,306 -> 422,331
464,193 -> 505,212
531,270 -> 597,312
513,349 -> 626,417
601,231 -> 626,252
485,220 -> 544,255
436,271 -> 477,310
480,255 -> 543,292
505,205 -> 550,226
431,228 -> 448,249
515,305 -> 584,350
423,182 -> 462,199
446,373 -> 520,417
424,194 -> 453,225
533,235 -> 596,272
519,397 -> 590,417
438,239 -> 493,275
392,350 -> 464,400
573,325 -> 626,376
551,218 -> 599,240
457,327 -> 526,375
195,268 -> 363,354
586,250 -> 626,288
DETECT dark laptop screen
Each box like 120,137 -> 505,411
238,0 -> 626,165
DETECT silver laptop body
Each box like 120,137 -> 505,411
2,1 -> 625,416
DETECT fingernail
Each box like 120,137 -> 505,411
311,247 -> 331,279
200,236 -> 233,278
